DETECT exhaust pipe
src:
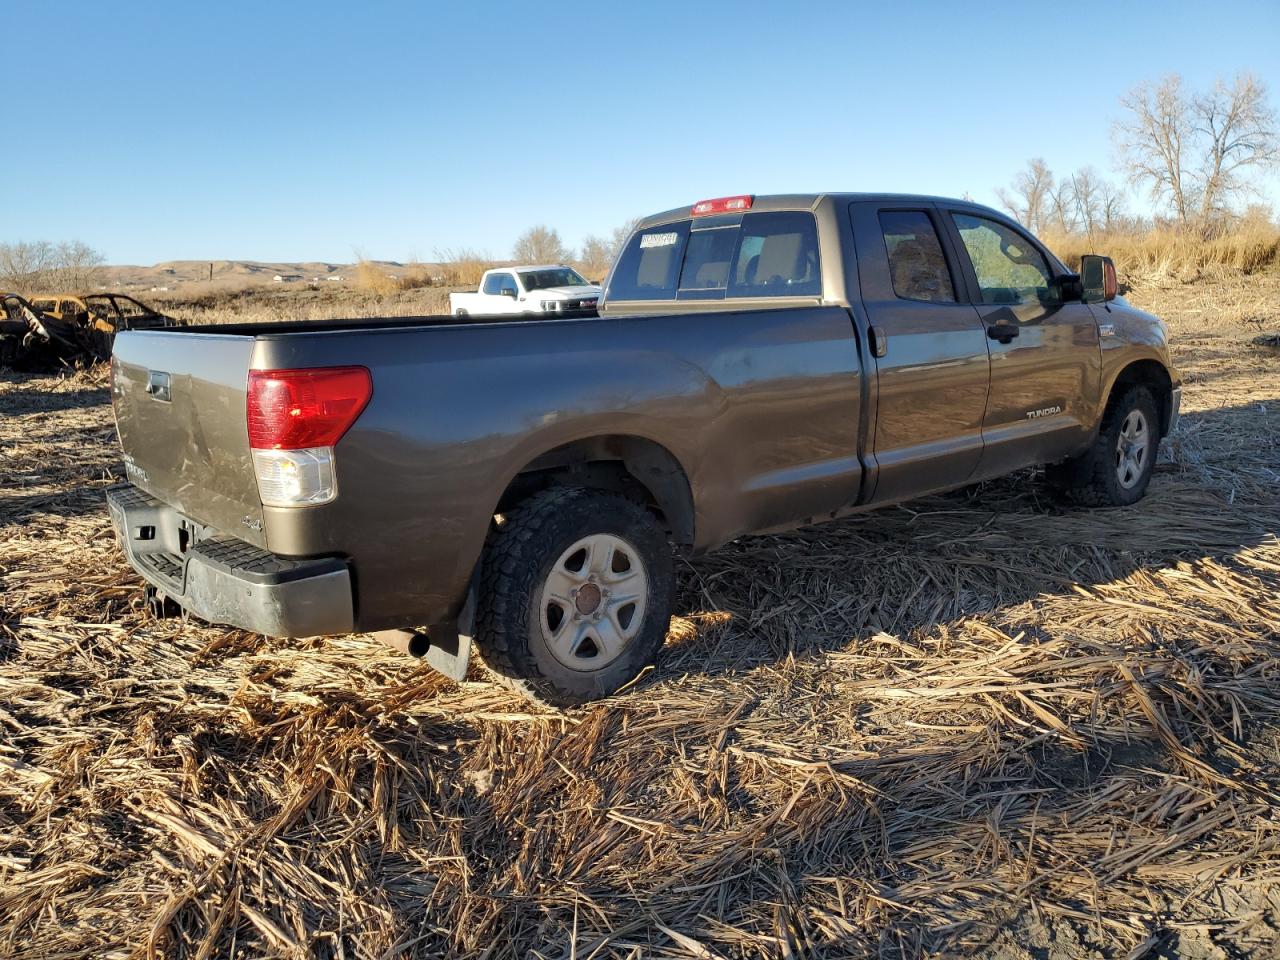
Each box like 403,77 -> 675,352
373,629 -> 431,658
373,589 -> 475,682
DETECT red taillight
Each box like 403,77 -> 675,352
691,195 -> 754,216
1103,260 -> 1118,300
247,366 -> 372,450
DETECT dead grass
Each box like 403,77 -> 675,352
353,260 -> 401,298
434,248 -> 496,288
398,262 -> 437,292
1,277 -> 1279,958
154,283 -> 454,325
1045,226 -> 1280,284
354,261 -> 442,298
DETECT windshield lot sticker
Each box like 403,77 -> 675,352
640,232 -> 679,249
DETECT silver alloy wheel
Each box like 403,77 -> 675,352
1115,408 -> 1150,489
537,533 -> 649,670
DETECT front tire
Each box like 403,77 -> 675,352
1047,385 -> 1159,506
474,487 -> 675,705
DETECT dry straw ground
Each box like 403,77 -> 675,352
1,273 -> 1279,959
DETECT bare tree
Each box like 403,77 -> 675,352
1192,74 -> 1280,227
1047,179 -> 1077,233
609,217 -> 642,260
576,235 -> 613,280
0,241 -> 55,290
1239,201 -> 1278,229
0,240 -> 105,293
49,241 -> 106,291
1099,179 -> 1127,232
512,225 -> 570,263
1069,168 -> 1103,236
1115,73 -> 1279,231
996,158 -> 1054,232
1115,75 -> 1192,226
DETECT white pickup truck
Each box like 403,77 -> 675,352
449,265 -> 602,317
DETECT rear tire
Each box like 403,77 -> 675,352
474,486 -> 675,706
1046,385 -> 1159,507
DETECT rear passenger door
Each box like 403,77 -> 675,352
850,202 -> 991,505
940,209 -> 1101,477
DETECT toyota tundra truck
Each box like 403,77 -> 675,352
448,265 -> 601,317
107,193 -> 1181,704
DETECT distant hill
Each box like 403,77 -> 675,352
95,259 -> 428,293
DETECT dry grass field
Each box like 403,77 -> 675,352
2,272 -> 1279,959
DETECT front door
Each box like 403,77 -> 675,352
481,271 -> 522,313
850,202 -> 992,506
941,210 -> 1102,478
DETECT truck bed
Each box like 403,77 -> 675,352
181,310 -> 577,337
110,304 -> 865,632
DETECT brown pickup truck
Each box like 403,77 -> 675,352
106,193 -> 1180,704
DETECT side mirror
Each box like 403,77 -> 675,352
1080,254 -> 1117,303
499,288 -> 517,298
1057,273 -> 1083,302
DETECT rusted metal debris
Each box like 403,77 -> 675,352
0,292 -> 176,369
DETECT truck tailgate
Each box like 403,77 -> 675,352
111,331 -> 266,546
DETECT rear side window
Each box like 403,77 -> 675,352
607,222 -> 691,301
728,212 -> 821,298
607,212 -> 822,302
952,214 -> 1056,305
878,211 -> 956,303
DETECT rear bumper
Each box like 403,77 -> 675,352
106,484 -> 354,638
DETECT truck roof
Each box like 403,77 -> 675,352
637,192 -> 1007,229
486,264 -> 578,274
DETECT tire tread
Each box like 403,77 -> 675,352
474,486 -> 671,706
1048,385 -> 1157,507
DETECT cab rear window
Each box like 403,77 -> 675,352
606,222 -> 691,301
608,211 -> 821,302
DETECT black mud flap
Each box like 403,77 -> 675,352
427,578 -> 478,686
424,623 -> 472,682
427,586 -> 475,681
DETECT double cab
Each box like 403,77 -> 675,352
107,193 -> 1181,704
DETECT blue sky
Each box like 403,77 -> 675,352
4,0 -> 1278,264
